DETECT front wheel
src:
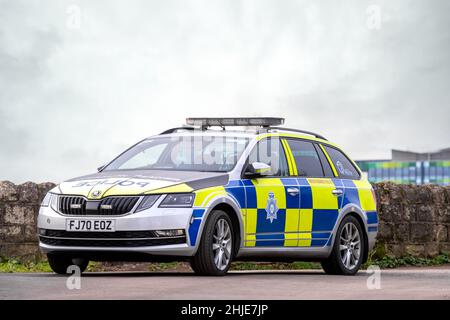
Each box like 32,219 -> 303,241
321,215 -> 365,275
190,210 -> 234,276
47,254 -> 89,275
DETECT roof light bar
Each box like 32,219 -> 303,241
186,117 -> 285,128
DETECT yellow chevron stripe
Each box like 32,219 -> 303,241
281,139 -> 294,176
144,183 -> 193,194
193,186 -> 227,207
282,139 -> 298,176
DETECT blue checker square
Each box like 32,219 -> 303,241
366,211 -> 378,224
312,209 -> 339,231
280,178 -> 298,186
297,178 -> 310,186
299,186 -> 313,209
188,219 -> 202,246
225,186 -> 246,208
342,187 -> 360,208
284,186 -> 300,208
311,239 -> 328,247
256,208 -> 286,233
244,185 -> 257,208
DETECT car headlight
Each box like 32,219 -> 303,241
41,193 -> 52,207
41,193 -> 59,212
50,194 -> 59,212
159,193 -> 195,208
135,195 -> 160,212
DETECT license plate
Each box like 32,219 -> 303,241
66,219 -> 115,232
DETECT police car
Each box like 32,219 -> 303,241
38,117 -> 378,276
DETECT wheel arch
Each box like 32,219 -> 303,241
345,212 -> 369,264
211,203 -> 242,257
192,196 -> 244,256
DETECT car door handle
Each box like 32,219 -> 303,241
331,189 -> 343,196
287,187 -> 299,196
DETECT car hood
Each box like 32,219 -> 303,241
55,170 -> 229,199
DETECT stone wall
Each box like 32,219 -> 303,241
0,181 -> 55,259
0,180 -> 449,260
374,182 -> 450,257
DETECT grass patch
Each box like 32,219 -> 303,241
0,257 -> 52,273
1,253 -> 449,273
364,253 -> 450,269
147,262 -> 181,272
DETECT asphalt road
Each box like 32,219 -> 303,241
1,268 -> 450,300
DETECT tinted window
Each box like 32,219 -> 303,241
323,146 -> 360,179
247,138 -> 289,177
314,144 -> 334,177
286,139 -> 324,177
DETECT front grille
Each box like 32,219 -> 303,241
59,196 -> 140,216
39,236 -> 186,247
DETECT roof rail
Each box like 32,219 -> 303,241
265,127 -> 327,141
160,126 -> 196,135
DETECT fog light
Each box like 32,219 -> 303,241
155,229 -> 185,237
38,228 -> 46,236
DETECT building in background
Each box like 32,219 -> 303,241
356,148 -> 450,186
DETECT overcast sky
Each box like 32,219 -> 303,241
1,0 -> 449,184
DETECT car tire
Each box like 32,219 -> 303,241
47,254 -> 89,275
321,215 -> 365,275
190,210 -> 234,276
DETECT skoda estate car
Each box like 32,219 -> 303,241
38,117 -> 378,276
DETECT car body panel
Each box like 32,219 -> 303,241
38,129 -> 378,261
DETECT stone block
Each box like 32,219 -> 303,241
438,243 -> 450,254
414,205 -> 436,222
434,225 -> 447,242
410,223 -> 434,243
18,182 -> 39,203
424,243 -> 439,257
37,182 -> 57,202
0,225 -> 22,241
23,224 -> 38,242
393,223 -> 410,242
0,243 -> 41,260
0,181 -> 18,202
4,205 -> 36,225
377,223 -> 393,241
405,244 -> 425,257
385,243 -> 406,257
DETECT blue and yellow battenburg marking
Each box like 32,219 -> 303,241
187,175 -> 377,247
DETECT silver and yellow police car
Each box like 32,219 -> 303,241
38,117 -> 378,276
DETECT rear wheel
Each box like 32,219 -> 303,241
47,254 -> 89,275
321,215 -> 365,275
190,210 -> 234,276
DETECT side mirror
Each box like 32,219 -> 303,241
97,165 -> 105,172
244,162 -> 271,178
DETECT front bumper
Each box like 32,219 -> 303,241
37,197 -> 197,257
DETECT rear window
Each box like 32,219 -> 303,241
323,145 -> 360,179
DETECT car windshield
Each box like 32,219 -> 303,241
103,136 -> 250,172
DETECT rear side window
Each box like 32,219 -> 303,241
314,144 -> 334,177
323,146 -> 360,179
286,139 -> 324,177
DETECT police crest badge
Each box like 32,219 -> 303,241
265,192 -> 279,223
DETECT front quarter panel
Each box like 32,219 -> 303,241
188,185 -> 245,255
